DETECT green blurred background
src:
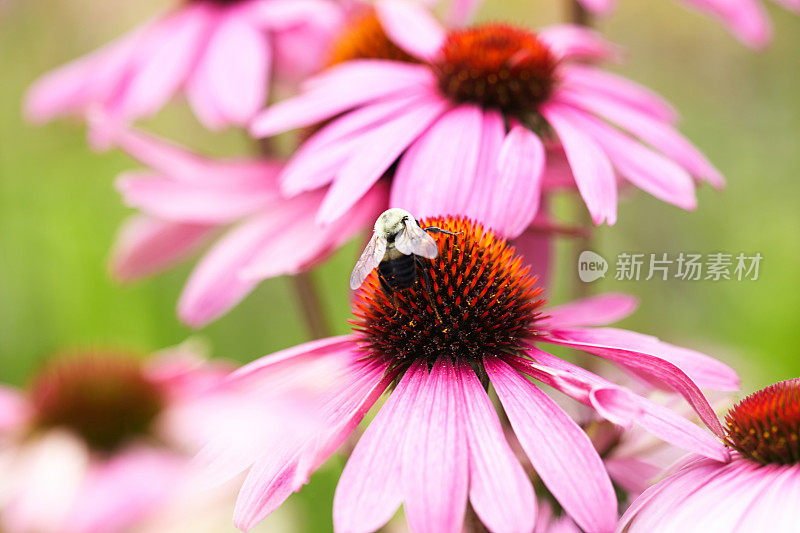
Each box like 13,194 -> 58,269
0,0 -> 798,528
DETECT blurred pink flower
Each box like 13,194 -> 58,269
619,378 -> 800,532
576,0 -> 799,49
200,217 -> 737,533
24,0 -> 343,129
252,2 -> 723,231
0,347 -> 234,533
99,125 -> 387,327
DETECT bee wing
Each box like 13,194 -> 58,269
395,219 -> 438,259
349,233 -> 388,289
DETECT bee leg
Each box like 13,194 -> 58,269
378,272 -> 393,297
425,226 -> 464,254
424,227 -> 462,236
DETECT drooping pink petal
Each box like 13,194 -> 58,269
485,357 -> 617,533
240,184 -> 387,281
486,126 -> 546,237
144,341 -> 231,400
186,67 -> 228,131
603,456 -> 662,495
110,215 -> 214,282
554,105 -> 697,210
176,209 -> 297,327
279,94 -> 428,196
542,293 -> 638,329
68,447 -> 184,533
376,0 -> 447,61
555,85 -> 724,188
2,431 -> 89,533
187,337 -> 359,487
461,109 -> 505,223
552,327 -> 739,392
233,444 -> 302,532
118,4 -> 212,120
541,103 -> 617,226
616,456 -> 724,531
189,12 -> 270,128
316,96 -> 450,224
193,359 -> 367,518
227,335 -> 356,387
93,122 -> 284,184
390,104 -> 483,220
24,53 -> 103,123
699,0 -> 773,48
250,62 -> 435,137
540,328 -> 726,437
455,364 -> 536,533
401,359 -> 468,533
24,23 -> 144,123
294,359 -> 393,479
538,24 -> 620,62
91,121 -> 202,178
177,187 -> 352,326
559,65 -> 677,124
333,365 -> 427,533
590,387 -> 729,462
116,170 -> 277,224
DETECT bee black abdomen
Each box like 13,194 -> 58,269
378,254 -> 418,292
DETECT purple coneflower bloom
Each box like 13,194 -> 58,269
252,2 -> 723,232
619,378 -> 800,532
24,0 -> 343,129
201,215 -> 737,533
0,347 -> 233,533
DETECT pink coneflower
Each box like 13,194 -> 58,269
0,347 -> 234,533
201,215 -> 737,533
619,378 -> 800,532
24,0 -> 343,129
526,388 -> 734,532
99,124 -> 386,327
252,2 -> 723,233
574,0 -> 799,49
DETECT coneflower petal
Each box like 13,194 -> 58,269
456,364 -> 536,533
401,359 -> 468,533
486,357 -> 617,533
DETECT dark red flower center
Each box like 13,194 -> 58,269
432,24 -> 558,118
30,353 -> 164,452
725,379 -> 800,465
327,10 -> 419,66
351,216 -> 545,375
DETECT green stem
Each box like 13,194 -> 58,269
566,0 -> 591,26
290,271 -> 331,340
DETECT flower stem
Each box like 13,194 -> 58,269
465,504 -> 490,533
564,0 -> 594,301
291,271 -> 331,340
565,0 -> 591,26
